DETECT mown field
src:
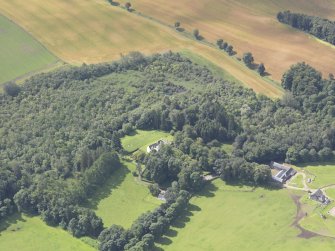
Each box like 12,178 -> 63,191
87,159 -> 161,228
157,179 -> 335,251
0,14 -> 57,84
119,0 -> 335,81
0,0 -> 283,98
0,214 -> 95,251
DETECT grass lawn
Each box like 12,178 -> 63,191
0,214 -> 95,251
155,179 -> 335,251
325,188 -> 335,199
121,130 -> 173,153
87,159 -> 161,228
298,163 -> 335,189
0,14 -> 57,84
288,173 -> 304,189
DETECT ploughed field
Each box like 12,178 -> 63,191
119,0 -> 335,81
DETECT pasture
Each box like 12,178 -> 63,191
0,214 -> 95,251
299,163 -> 335,189
0,14 -> 57,84
119,0 -> 335,81
87,159 -> 161,228
121,130 -> 173,153
156,179 -> 335,251
0,0 -> 283,98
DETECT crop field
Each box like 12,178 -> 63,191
157,179 -> 335,251
87,160 -> 161,228
0,0 -> 283,98
119,0 -> 335,81
0,214 -> 95,251
0,14 -> 57,84
121,130 -> 173,153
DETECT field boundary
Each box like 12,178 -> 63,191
109,2 -> 284,98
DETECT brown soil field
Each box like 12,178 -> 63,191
119,0 -> 335,81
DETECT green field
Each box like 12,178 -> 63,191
0,14 -> 57,84
288,173 -> 304,189
156,179 -> 335,251
121,130 -> 173,153
87,159 -> 161,228
0,214 -> 95,251
299,163 -> 335,189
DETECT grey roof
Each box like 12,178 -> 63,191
272,162 -> 290,171
311,189 -> 324,197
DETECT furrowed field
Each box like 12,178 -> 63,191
157,179 -> 335,251
0,0 -> 283,98
119,0 -> 335,81
0,14 -> 57,84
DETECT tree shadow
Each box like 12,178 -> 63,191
229,51 -> 237,56
196,182 -> 218,198
176,27 -> 185,32
155,236 -> 172,245
0,213 -> 26,235
109,1 -> 119,6
195,35 -> 205,41
84,163 -> 130,209
262,71 -> 271,77
164,228 -> 178,238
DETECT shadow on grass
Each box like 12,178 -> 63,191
84,163 -> 130,210
0,213 -> 26,234
196,182 -> 218,198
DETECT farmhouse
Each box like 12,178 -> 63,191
270,162 -> 296,183
147,139 -> 167,153
310,189 -> 331,204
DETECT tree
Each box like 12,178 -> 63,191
216,39 -> 224,49
148,183 -> 160,197
125,2 -> 131,11
3,82 -> 21,97
174,21 -> 180,29
257,63 -> 265,76
193,29 -> 200,40
242,52 -> 254,67
226,45 -> 233,55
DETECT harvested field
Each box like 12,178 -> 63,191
119,0 -> 335,81
0,0 -> 283,98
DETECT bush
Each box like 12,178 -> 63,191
149,183 -> 160,197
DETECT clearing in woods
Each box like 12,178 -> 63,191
0,14 -> 58,84
121,130 -> 173,153
118,0 -> 335,82
156,179 -> 335,251
0,214 -> 95,251
0,0 -> 283,98
86,160 -> 161,228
